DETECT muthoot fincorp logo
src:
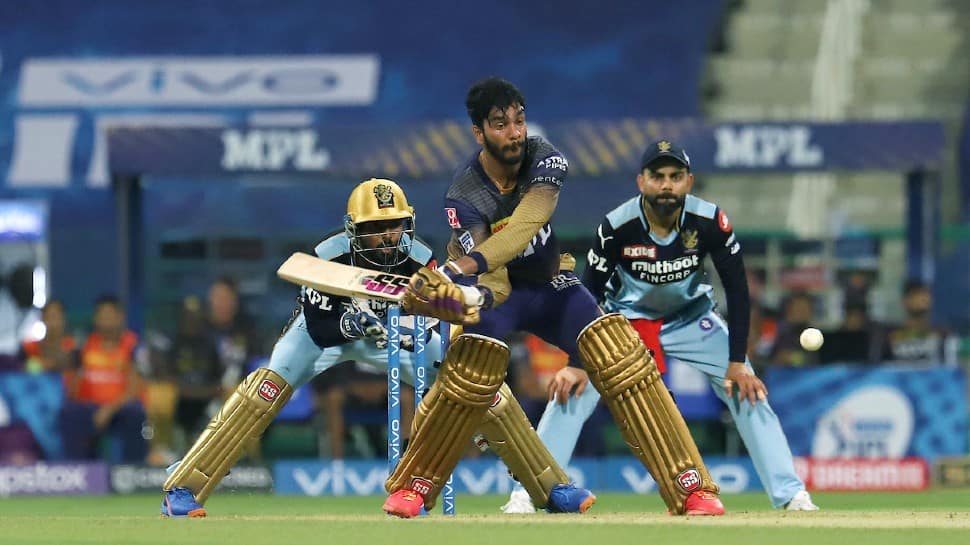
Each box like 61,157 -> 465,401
812,386 -> 914,458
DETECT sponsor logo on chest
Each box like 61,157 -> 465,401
622,245 -> 656,259
630,254 -> 701,283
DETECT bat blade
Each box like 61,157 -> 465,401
276,252 -> 410,302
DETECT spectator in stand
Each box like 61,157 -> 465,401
21,299 -> 78,377
170,296 -> 222,439
818,300 -> 884,364
59,295 -> 148,462
769,291 -> 819,367
745,271 -> 778,372
884,280 -> 960,366
207,277 -> 262,396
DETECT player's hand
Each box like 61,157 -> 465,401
546,366 -> 590,405
723,362 -> 767,405
93,405 -> 114,430
339,310 -> 388,348
402,266 -> 481,325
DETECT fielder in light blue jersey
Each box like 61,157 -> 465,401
502,140 -> 819,513
160,179 -> 441,517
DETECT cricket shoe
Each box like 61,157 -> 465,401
684,490 -> 725,516
500,489 -> 536,514
785,490 -> 819,511
546,483 -> 596,514
160,487 -> 206,518
383,490 -> 425,518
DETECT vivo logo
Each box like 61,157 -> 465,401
292,462 -> 387,496
714,125 -> 823,168
221,129 -> 330,171
18,55 -> 379,106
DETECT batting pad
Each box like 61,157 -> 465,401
478,383 -> 570,508
163,368 -> 293,504
577,313 -> 718,514
386,334 -> 508,509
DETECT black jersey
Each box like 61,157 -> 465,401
443,135 -> 567,285
296,230 -> 435,349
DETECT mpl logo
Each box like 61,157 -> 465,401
258,379 -> 281,401
812,386 -> 914,458
714,125 -> 823,168
220,129 -> 331,171
18,55 -> 380,106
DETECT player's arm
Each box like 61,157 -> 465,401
443,199 -> 511,308
708,214 -> 750,364
581,218 -> 620,302
708,209 -> 763,404
461,184 -> 559,273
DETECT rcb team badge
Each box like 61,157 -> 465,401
373,184 -> 395,209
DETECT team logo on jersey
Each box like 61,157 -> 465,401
445,207 -> 461,228
658,141 -> 672,152
699,318 -> 713,331
623,245 -> 656,259
373,184 -> 395,209
681,229 -> 699,251
459,230 -> 475,252
717,209 -> 732,232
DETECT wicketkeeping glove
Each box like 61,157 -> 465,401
339,309 -> 389,348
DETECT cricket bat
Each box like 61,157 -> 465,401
277,252 -> 410,302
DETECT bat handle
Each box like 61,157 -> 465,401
456,284 -> 485,307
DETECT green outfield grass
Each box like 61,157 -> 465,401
3,490 -> 970,545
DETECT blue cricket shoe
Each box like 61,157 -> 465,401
546,483 -> 596,513
161,487 -> 207,518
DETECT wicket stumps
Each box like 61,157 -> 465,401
386,305 -> 455,515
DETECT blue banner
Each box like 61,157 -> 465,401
0,372 -> 64,459
0,0 -> 725,190
0,200 -> 47,242
107,121 -> 945,180
765,365 -> 967,461
272,456 -> 764,496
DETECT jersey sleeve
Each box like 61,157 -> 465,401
444,197 -> 491,259
527,149 -> 569,189
581,217 -> 620,302
707,207 -> 750,363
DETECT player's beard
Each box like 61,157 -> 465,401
483,132 -> 526,166
646,193 -> 685,217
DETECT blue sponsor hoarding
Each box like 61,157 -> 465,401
107,121 -> 945,180
766,365 -> 967,461
273,456 -> 765,497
